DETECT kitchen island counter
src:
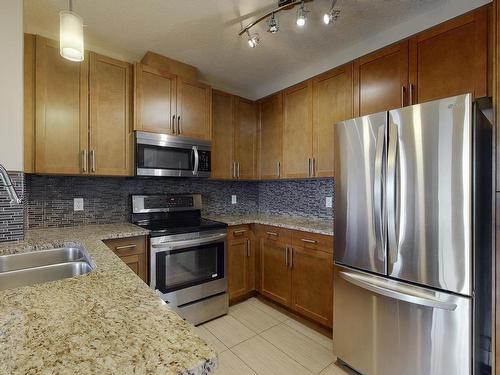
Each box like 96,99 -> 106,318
0,223 -> 216,375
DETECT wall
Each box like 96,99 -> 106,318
25,176 -> 333,228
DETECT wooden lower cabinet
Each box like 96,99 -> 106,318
228,226 -> 256,301
103,236 -> 148,282
260,238 -> 292,306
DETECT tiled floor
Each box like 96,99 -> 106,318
194,297 -> 351,375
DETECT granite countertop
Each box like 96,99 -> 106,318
0,223 -> 216,375
206,214 -> 334,236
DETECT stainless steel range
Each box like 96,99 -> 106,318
131,194 -> 228,325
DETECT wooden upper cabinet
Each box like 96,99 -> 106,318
353,41 -> 409,117
409,8 -> 488,104
134,63 -> 177,135
259,92 -> 283,180
176,78 -> 211,140
234,97 -> 258,179
89,53 -> 132,176
312,64 -> 353,177
211,90 -> 234,179
35,35 -> 89,174
283,81 -> 313,179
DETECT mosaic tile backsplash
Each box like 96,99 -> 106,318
25,175 -> 334,229
0,172 -> 25,242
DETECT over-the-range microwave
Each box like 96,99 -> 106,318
135,131 -> 211,177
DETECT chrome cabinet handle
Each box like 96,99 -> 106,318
237,161 -> 240,178
177,115 -> 181,135
276,161 -> 281,178
192,146 -> 199,176
172,115 -> 176,134
387,122 -> 398,264
285,246 -> 288,267
91,150 -> 96,172
115,244 -> 137,251
401,86 -> 405,107
289,247 -> 293,268
374,125 -> 386,262
233,229 -> 246,235
409,84 -> 414,105
312,158 -> 316,177
301,238 -> 317,244
266,231 -> 278,236
308,158 -> 312,177
246,239 -> 251,257
232,161 -> 236,179
339,271 -> 457,311
82,150 -> 87,173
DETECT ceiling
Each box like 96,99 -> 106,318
24,0 -> 490,100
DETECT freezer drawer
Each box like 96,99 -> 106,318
333,266 -> 472,375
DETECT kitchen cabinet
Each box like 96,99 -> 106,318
260,237 -> 292,306
103,236 -> 148,282
211,90 -> 235,179
312,64 -> 353,177
353,41 -> 409,117
89,52 -> 133,176
259,92 -> 283,179
228,226 -> 255,301
34,35 -> 89,174
408,7 -> 487,104
283,81 -> 313,179
135,64 -> 211,140
234,97 -> 258,179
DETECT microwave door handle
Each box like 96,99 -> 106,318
192,146 -> 199,176
151,233 -> 227,251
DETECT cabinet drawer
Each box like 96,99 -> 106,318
103,236 -> 146,257
291,230 -> 333,253
255,224 -> 291,243
228,225 -> 251,241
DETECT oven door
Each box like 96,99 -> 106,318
151,232 -> 227,306
135,131 -> 211,177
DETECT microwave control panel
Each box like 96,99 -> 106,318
198,151 -> 211,172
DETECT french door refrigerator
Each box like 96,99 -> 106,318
333,94 -> 493,375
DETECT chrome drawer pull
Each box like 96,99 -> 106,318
266,231 -> 278,236
301,238 -> 318,244
233,229 -> 246,235
115,244 -> 137,251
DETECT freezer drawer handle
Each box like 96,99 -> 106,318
339,271 -> 457,311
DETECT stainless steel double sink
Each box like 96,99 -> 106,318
0,246 -> 95,291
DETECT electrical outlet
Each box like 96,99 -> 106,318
231,195 -> 237,204
74,198 -> 84,211
326,196 -> 333,208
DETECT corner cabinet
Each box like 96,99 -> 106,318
259,92 -> 283,180
134,63 -> 211,140
103,236 -> 148,282
228,226 -> 256,302
27,35 -> 133,176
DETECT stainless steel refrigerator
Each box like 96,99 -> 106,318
333,94 -> 493,375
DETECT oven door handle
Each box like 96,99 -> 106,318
152,233 -> 227,252
192,146 -> 199,176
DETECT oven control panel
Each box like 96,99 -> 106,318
132,194 -> 203,213
198,151 -> 211,172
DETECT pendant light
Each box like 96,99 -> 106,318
59,0 -> 84,62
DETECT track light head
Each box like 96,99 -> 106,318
247,31 -> 260,48
296,2 -> 308,27
267,13 -> 279,34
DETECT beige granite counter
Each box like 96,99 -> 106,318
206,214 -> 334,236
0,224 -> 216,375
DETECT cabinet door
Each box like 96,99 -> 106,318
246,236 -> 256,293
120,254 -> 147,282
234,97 -> 258,179
176,77 -> 211,140
291,247 -> 333,327
353,41 -> 408,117
228,237 -> 248,300
313,64 -> 353,177
35,35 -> 88,174
409,8 -> 487,104
134,63 -> 177,135
260,238 -> 291,306
212,90 -> 235,179
89,53 -> 132,176
259,93 -> 283,179
283,81 -> 313,179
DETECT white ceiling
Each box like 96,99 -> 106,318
24,0 -> 491,100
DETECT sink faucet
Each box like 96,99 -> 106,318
0,164 -> 22,205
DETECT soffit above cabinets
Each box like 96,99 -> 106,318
23,0 -> 490,100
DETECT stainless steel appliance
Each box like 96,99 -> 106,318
135,131 -> 211,177
131,194 -> 228,325
333,94 -> 493,375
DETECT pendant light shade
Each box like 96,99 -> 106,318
59,9 -> 84,61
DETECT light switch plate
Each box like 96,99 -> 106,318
231,195 -> 237,204
326,197 -> 333,208
74,198 -> 84,211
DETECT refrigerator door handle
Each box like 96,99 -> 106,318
387,122 -> 399,264
374,126 -> 386,261
339,271 -> 458,311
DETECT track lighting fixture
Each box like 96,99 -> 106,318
267,13 -> 279,34
246,31 -> 260,48
323,0 -> 341,25
296,2 -> 308,27
59,0 -> 84,61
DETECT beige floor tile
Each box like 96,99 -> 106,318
246,298 -> 289,322
214,350 -> 257,375
204,315 -> 256,348
229,300 -> 281,333
284,318 -> 333,351
193,325 -> 228,354
232,335 -> 314,375
319,362 -> 352,375
260,324 -> 334,374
